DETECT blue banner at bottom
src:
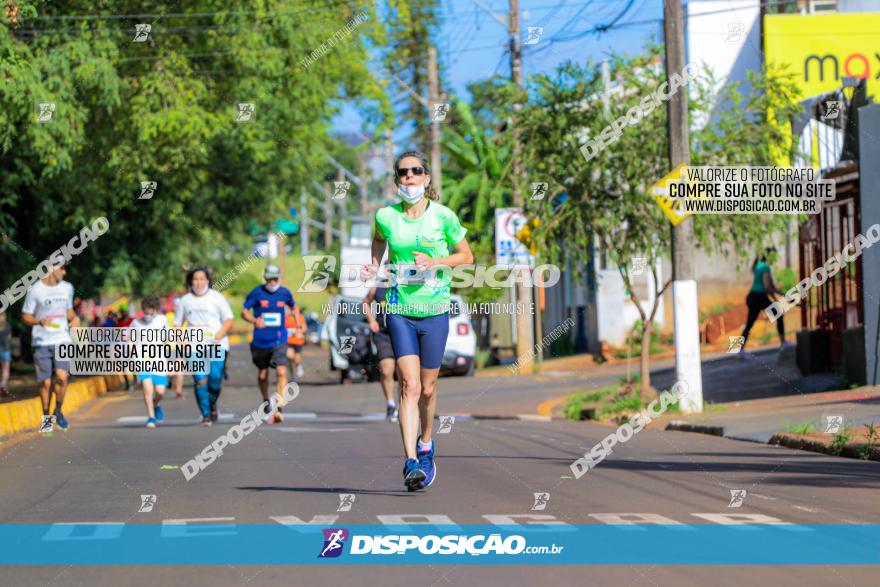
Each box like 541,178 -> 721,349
0,524 -> 877,565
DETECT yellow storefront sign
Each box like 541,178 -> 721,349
765,12 -> 880,101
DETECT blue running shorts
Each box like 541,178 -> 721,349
138,373 -> 169,387
386,313 -> 449,370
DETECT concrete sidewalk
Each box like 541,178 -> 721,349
652,387 -> 880,443
651,346 -> 845,404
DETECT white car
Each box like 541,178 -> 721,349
441,295 -> 477,376
325,294 -> 477,378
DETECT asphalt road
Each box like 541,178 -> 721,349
1,343 -> 878,585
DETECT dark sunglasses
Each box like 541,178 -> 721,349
396,166 -> 425,177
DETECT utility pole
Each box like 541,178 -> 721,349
384,128 -> 395,201
508,0 -> 534,371
509,0 -> 523,205
323,179 -> 332,250
470,0 -> 534,370
300,190 -> 309,255
664,0 -> 703,413
427,45 -> 443,197
337,167 -> 348,242
276,223 -> 286,284
358,149 -> 369,216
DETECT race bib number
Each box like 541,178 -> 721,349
262,312 -> 282,327
395,264 -> 426,285
47,316 -> 67,330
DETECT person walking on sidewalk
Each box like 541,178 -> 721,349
0,311 -> 12,398
363,286 -> 398,422
285,304 -> 307,379
133,295 -> 170,428
242,264 -> 296,424
362,150 -> 473,491
174,266 -> 234,426
22,261 -> 79,432
740,247 -> 786,354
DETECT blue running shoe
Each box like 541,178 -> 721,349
154,404 -> 164,422
403,458 -> 425,492
417,440 -> 436,489
145,417 -> 157,428
54,409 -> 69,431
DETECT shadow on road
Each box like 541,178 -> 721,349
236,485 -> 409,497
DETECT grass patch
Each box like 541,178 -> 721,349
783,421 -> 818,434
704,401 -> 726,413
562,375 -> 707,421
699,302 -> 733,322
562,386 -> 616,420
599,390 -> 643,419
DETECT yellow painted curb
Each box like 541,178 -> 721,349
537,396 -> 568,418
0,374 -> 127,438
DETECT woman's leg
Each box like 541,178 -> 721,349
192,373 -> 211,419
413,314 -> 449,488
415,314 -> 449,439
173,372 -> 184,398
397,356 -> 422,460
378,358 -> 396,404
387,314 -> 421,460
1,358 -> 10,388
775,307 -> 785,344
142,378 -> 156,419
206,350 -> 227,418
740,293 -> 763,345
418,367 -> 441,444
154,384 -> 166,405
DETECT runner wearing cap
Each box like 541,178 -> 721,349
242,264 -> 296,423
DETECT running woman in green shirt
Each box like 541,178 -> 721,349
362,151 -> 474,492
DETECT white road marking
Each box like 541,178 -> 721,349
271,427 -> 363,432
115,414 -> 235,424
750,493 -> 777,501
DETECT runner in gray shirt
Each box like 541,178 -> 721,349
22,262 -> 80,432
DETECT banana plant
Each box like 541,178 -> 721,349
441,101 -> 513,238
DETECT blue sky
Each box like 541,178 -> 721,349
333,0 -> 664,135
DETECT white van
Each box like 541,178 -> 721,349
325,293 -> 477,378
441,295 -> 477,376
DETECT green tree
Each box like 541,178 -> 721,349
382,0 -> 441,150
1,1 -> 386,301
519,44 -> 803,401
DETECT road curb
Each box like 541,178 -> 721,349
769,432 -> 880,462
665,421 -> 725,436
447,414 -> 555,422
0,374 -> 127,438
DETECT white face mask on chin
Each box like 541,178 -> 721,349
192,285 -> 209,296
398,184 -> 426,204
265,282 -> 280,293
